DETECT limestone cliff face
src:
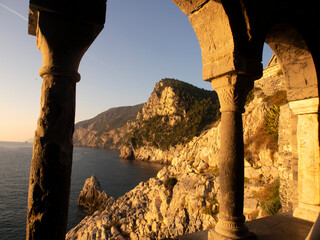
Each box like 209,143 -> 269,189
74,121 -> 131,149
138,83 -> 180,121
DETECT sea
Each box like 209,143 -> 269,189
0,141 -> 164,240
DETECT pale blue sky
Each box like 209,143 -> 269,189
0,0 -> 273,142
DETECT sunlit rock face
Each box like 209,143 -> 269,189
120,78 -> 220,162
139,83 -> 179,121
77,175 -> 114,214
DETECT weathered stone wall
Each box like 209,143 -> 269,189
255,66 -> 299,213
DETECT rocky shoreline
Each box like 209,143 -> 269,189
67,155 -> 219,240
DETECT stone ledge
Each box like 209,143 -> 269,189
289,97 -> 319,115
178,212 -> 314,240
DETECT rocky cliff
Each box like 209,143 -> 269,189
121,78 -> 220,162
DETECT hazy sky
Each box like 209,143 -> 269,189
0,0 -> 273,142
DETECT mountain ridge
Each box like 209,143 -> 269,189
73,103 -> 144,149
73,78 -> 220,157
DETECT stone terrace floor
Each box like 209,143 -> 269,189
178,212 -> 314,240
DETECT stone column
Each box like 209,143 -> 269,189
26,11 -> 103,239
209,74 -> 256,240
289,97 -> 320,222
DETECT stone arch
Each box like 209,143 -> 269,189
172,1 -> 264,239
265,24 -> 318,101
172,0 -> 320,235
172,0 -> 263,81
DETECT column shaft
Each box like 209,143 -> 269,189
26,10 -> 104,239
219,111 -> 245,218
27,74 -> 76,239
209,74 -> 256,240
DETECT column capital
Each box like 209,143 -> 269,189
211,74 -> 254,113
35,11 -> 103,82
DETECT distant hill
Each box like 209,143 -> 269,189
73,104 -> 144,149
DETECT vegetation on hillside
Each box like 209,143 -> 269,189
128,78 -> 221,150
76,104 -> 144,132
262,90 -> 288,149
74,104 -> 144,148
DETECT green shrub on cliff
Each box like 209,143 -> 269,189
257,179 -> 282,216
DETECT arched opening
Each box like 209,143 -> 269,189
262,44 -> 274,68
265,24 -> 320,222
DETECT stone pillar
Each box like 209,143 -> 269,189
26,11 -> 103,239
289,97 -> 320,222
209,74 -> 256,240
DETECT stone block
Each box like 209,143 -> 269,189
289,98 -> 320,222
296,113 -> 320,205
259,149 -> 273,167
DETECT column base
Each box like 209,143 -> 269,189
208,218 -> 257,240
293,203 -> 320,222
208,228 -> 256,240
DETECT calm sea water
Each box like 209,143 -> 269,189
0,141 -> 163,240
